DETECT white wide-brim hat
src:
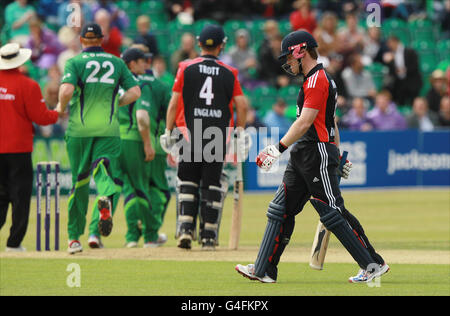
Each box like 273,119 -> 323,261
0,43 -> 32,70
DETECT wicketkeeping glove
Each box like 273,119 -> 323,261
256,145 -> 281,171
339,156 -> 353,179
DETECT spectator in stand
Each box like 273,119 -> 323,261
58,0 -> 92,33
37,0 -> 65,27
363,26 -> 389,65
57,26 -> 81,74
258,19 -> 281,60
263,98 -> 292,135
383,35 -> 422,106
134,15 -> 159,57
192,0 -> 232,24
91,0 -> 129,31
438,96 -> 450,127
382,0 -> 409,20
246,105 -> 266,129
165,0 -> 195,21
170,33 -> 198,74
5,0 -> 36,46
406,97 -> 439,131
326,53 -> 347,98
26,17 -> 65,70
367,90 -> 407,130
342,53 -> 377,101
326,53 -> 349,114
223,29 -> 258,90
336,12 -> 366,61
95,8 -> 122,57
289,0 -> 317,34
447,65 -> 450,96
426,69 -> 448,113
255,0 -> 295,19
439,0 -> 450,39
341,97 -> 373,131
257,34 -> 293,88
153,55 -> 175,88
45,64 -> 62,84
314,11 -> 339,58
317,0 -> 359,19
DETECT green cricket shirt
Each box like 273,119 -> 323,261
138,72 -> 171,154
119,74 -> 153,142
61,47 -> 139,137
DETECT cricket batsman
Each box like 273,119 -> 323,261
56,23 -> 141,254
235,30 -> 389,283
162,25 -> 248,250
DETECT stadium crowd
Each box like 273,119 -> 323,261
1,0 -> 449,138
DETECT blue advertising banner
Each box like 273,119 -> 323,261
245,130 -> 450,191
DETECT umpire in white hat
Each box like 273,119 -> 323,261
0,43 -> 63,252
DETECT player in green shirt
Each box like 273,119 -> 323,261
56,23 -> 141,254
136,49 -> 172,247
115,47 -> 166,248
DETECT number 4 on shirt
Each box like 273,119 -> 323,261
200,76 -> 214,105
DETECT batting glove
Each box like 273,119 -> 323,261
340,156 -> 353,179
256,145 -> 281,171
160,129 -> 177,154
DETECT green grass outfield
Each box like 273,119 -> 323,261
0,189 -> 449,296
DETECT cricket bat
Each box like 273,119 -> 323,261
229,137 -> 244,250
309,151 -> 348,270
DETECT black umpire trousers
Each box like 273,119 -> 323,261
267,142 -> 384,277
0,153 -> 33,248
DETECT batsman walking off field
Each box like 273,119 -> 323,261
235,31 -> 389,283
56,23 -> 140,254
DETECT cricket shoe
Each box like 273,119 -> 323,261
201,238 -> 216,251
126,241 -> 138,248
144,233 -> 168,248
177,233 -> 192,250
98,196 -> 113,237
88,235 -> 104,249
235,264 -> 276,283
5,245 -> 26,252
68,240 -> 83,254
348,263 -> 390,283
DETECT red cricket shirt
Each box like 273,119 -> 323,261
0,68 -> 58,153
172,55 -> 243,142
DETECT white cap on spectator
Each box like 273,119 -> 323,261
236,29 -> 249,39
0,43 -> 32,70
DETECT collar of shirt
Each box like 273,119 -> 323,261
305,63 -> 323,79
0,68 -> 21,74
201,54 -> 218,60
82,46 -> 105,53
